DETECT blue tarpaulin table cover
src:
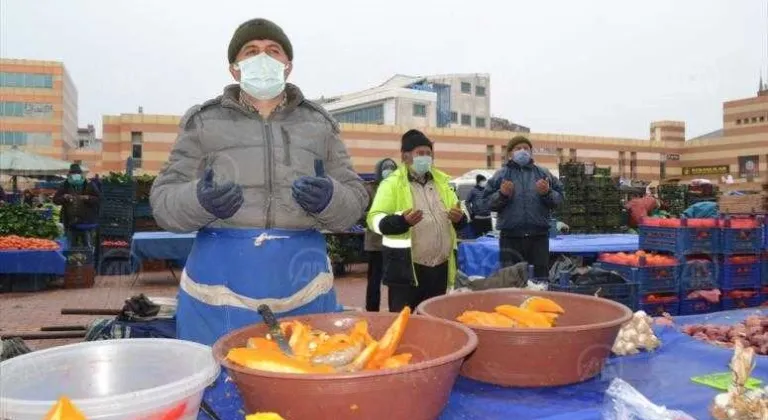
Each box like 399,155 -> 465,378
0,237 -> 67,275
131,231 -> 196,266
199,308 -> 768,420
459,234 -> 640,277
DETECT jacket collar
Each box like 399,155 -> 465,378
221,83 -> 306,116
393,165 -> 450,184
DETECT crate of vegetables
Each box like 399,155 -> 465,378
720,217 -> 763,255
639,218 -> 720,255
721,289 -> 762,310
680,258 -> 719,292
720,255 -> 762,290
679,296 -> 721,316
548,271 -> 639,310
597,251 -> 680,294
640,294 -> 680,316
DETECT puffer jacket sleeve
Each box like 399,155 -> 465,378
483,168 -> 510,212
316,128 -> 369,232
149,107 -> 216,233
366,175 -> 410,236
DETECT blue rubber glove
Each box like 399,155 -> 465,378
196,168 -> 244,219
292,160 -> 333,214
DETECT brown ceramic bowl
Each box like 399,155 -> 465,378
212,312 -> 477,420
416,289 -> 632,388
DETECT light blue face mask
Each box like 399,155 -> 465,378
237,53 -> 286,100
512,150 -> 532,166
69,174 -> 83,184
412,156 -> 432,175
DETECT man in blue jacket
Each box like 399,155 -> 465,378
466,174 -> 492,238
484,136 -> 564,278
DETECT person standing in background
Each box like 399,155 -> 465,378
367,130 -> 467,312
466,174 -> 492,238
484,136 -> 564,278
53,164 -> 100,247
363,158 -> 398,311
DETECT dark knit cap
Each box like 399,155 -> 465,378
228,18 -> 293,63
401,129 -> 433,152
69,163 -> 82,174
506,135 -> 533,151
476,174 -> 487,183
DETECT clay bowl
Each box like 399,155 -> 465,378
417,289 -> 632,387
212,312 -> 477,420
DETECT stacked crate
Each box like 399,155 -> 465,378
717,182 -> 767,215
658,184 -> 687,217
719,217 -> 764,310
97,181 -> 136,275
557,162 -> 623,234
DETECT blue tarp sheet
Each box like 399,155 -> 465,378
131,231 -> 196,265
199,308 -> 768,420
459,234 -> 639,277
0,237 -> 67,275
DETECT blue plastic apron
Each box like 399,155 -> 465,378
176,228 -> 341,346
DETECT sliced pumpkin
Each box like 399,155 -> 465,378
540,312 -> 559,325
246,337 -> 281,352
457,310 -> 518,328
246,414 -> 286,420
381,353 -> 413,370
520,297 -> 565,314
340,341 -> 379,372
349,319 -> 375,346
44,397 -> 87,420
365,307 -> 411,369
494,305 -> 552,328
227,347 -> 335,374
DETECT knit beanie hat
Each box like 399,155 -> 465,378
228,19 -> 293,63
68,163 -> 82,174
506,135 -> 533,152
476,174 -> 487,183
401,129 -> 433,152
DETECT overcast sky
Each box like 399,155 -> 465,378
1,0 -> 765,139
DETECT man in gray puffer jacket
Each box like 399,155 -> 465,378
150,18 -> 368,346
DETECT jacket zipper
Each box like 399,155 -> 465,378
263,121 -> 274,229
281,127 -> 291,166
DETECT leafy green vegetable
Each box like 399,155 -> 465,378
0,204 -> 60,239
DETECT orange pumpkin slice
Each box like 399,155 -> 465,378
495,305 -> 552,328
44,396 -> 87,420
457,310 -> 518,328
381,353 -> 413,370
227,347 -> 335,374
520,297 -> 565,314
540,312 -> 559,326
246,337 -> 281,352
365,307 -> 411,369
246,413 -> 286,420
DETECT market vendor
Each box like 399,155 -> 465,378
53,164 -> 100,248
367,130 -> 466,312
682,201 -> 718,219
484,136 -> 564,278
363,158 -> 397,312
150,18 -> 368,346
466,174 -> 493,237
625,195 -> 660,228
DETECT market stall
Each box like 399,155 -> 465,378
458,234 -> 640,277
197,308 -> 766,420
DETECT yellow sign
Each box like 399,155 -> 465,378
682,165 -> 729,176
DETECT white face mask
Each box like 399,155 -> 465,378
237,53 -> 286,100
479,181 -> 487,188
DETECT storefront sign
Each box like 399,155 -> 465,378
738,155 -> 759,178
665,154 -> 680,161
533,147 -> 557,156
682,165 -> 729,176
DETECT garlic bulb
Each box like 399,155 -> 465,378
611,311 -> 663,356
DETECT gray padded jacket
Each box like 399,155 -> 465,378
150,83 -> 368,233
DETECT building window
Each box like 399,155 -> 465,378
619,152 -> 626,177
569,148 -> 577,161
501,146 -> 508,163
0,131 -> 50,146
461,114 -> 472,126
475,86 -> 486,97
630,152 -> 637,179
450,112 -> 457,123
752,117 -> 758,123
476,117 -> 486,128
660,154 -> 666,180
131,131 -> 143,145
0,102 -> 53,118
556,148 -> 565,164
486,145 -> 495,169
331,104 -> 384,124
736,119 -> 741,125
27,132 -> 53,146
0,72 -> 53,89
412,103 -> 427,117
761,116 -> 765,122
460,82 -> 471,94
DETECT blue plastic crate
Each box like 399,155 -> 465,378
720,258 -> 761,289
640,299 -> 680,316
763,255 -> 768,286
639,223 -> 720,255
597,261 -> 680,294
8,274 -> 52,293
722,292 -> 762,310
134,202 -> 152,218
549,282 -> 639,310
721,226 -> 762,254
679,298 -> 722,315
680,259 -> 719,292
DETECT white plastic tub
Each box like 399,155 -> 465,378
0,338 -> 220,420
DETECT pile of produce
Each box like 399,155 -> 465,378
227,308 -> 412,374
456,297 -> 564,328
726,255 -> 760,265
134,174 -> 156,203
599,250 -> 678,267
711,340 -> 768,420
101,239 -> 129,248
102,171 -> 134,185
0,204 -> 60,239
611,311 -> 661,356
682,315 -> 768,355
0,235 -> 59,251
43,396 -> 189,420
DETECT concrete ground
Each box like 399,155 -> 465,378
0,264 -> 385,350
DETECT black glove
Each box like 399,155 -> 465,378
196,168 -> 244,219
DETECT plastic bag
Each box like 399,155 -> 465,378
604,379 -> 695,420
